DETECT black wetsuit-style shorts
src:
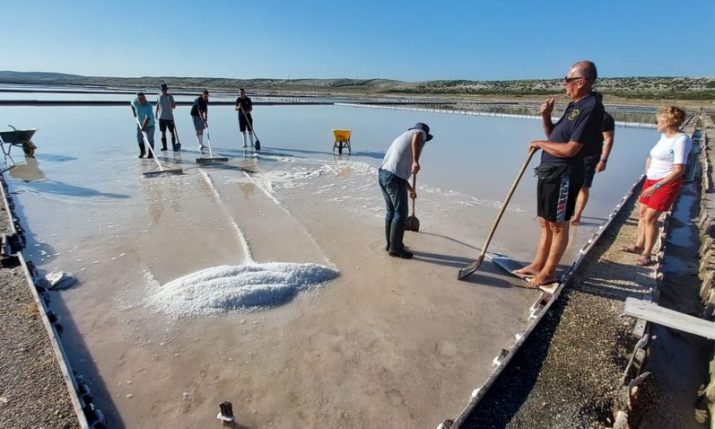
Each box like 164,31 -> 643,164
238,113 -> 253,132
159,119 -> 175,132
536,165 -> 583,223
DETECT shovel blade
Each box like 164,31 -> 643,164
405,215 -> 420,232
457,254 -> 485,280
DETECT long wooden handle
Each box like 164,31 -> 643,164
411,175 -> 416,215
135,116 -> 164,171
478,147 -> 537,259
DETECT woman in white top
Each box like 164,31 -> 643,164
621,106 -> 692,265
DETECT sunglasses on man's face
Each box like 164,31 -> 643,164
563,76 -> 585,83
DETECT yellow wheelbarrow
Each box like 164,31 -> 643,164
332,129 -> 351,155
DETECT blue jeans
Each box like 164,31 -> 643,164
378,169 -> 408,227
136,125 -> 155,148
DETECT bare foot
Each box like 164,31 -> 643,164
527,272 -> 558,288
635,254 -> 653,266
514,265 -> 540,277
620,245 -> 644,255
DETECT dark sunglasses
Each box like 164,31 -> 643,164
563,76 -> 585,83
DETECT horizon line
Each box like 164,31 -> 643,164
1,70 -> 713,83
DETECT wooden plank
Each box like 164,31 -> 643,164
623,297 -> 715,340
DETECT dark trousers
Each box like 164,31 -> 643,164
379,169 -> 408,251
159,119 -> 176,148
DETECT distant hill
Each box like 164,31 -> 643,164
0,71 -> 713,101
0,71 -> 84,81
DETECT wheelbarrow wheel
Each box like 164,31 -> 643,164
22,141 -> 36,157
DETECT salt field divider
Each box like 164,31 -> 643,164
618,123 -> 706,422
198,169 -> 255,263
449,172 -> 647,428
335,103 -> 657,129
0,100 -> 334,107
0,99 -> 447,107
0,175 -> 97,428
17,252 -> 93,428
238,169 -> 336,268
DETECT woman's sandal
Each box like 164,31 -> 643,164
620,245 -> 644,255
635,255 -> 653,266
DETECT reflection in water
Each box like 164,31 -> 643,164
239,182 -> 256,198
238,154 -> 258,173
35,153 -> 77,162
9,156 -> 47,181
143,175 -> 183,224
10,157 -> 130,199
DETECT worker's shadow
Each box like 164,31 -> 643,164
409,232 -> 516,289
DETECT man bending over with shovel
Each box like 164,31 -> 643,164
130,92 -> 155,159
516,60 -> 604,287
378,123 -> 433,259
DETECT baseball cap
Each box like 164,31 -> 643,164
408,122 -> 433,142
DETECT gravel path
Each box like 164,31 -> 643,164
0,181 -> 80,429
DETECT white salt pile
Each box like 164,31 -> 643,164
148,262 -> 339,316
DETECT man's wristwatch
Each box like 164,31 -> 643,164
600,158 -> 608,163
654,183 -> 662,190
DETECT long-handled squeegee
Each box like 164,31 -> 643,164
135,117 -> 183,177
196,118 -> 229,164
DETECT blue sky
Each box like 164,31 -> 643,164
2,0 -> 713,81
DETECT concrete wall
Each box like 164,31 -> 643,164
695,114 -> 715,428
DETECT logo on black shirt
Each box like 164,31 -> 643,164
568,109 -> 580,121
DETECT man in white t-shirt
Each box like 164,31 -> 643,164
378,123 -> 433,259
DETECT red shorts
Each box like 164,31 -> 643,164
639,178 -> 683,212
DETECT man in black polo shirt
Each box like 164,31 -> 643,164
515,60 -> 604,287
191,90 -> 209,150
571,111 -> 615,225
235,88 -> 254,148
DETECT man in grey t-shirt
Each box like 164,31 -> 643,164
155,83 -> 179,151
378,122 -> 433,259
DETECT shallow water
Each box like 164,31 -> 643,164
3,102 -> 656,257
0,102 -> 658,427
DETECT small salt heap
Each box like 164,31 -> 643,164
148,262 -> 339,316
